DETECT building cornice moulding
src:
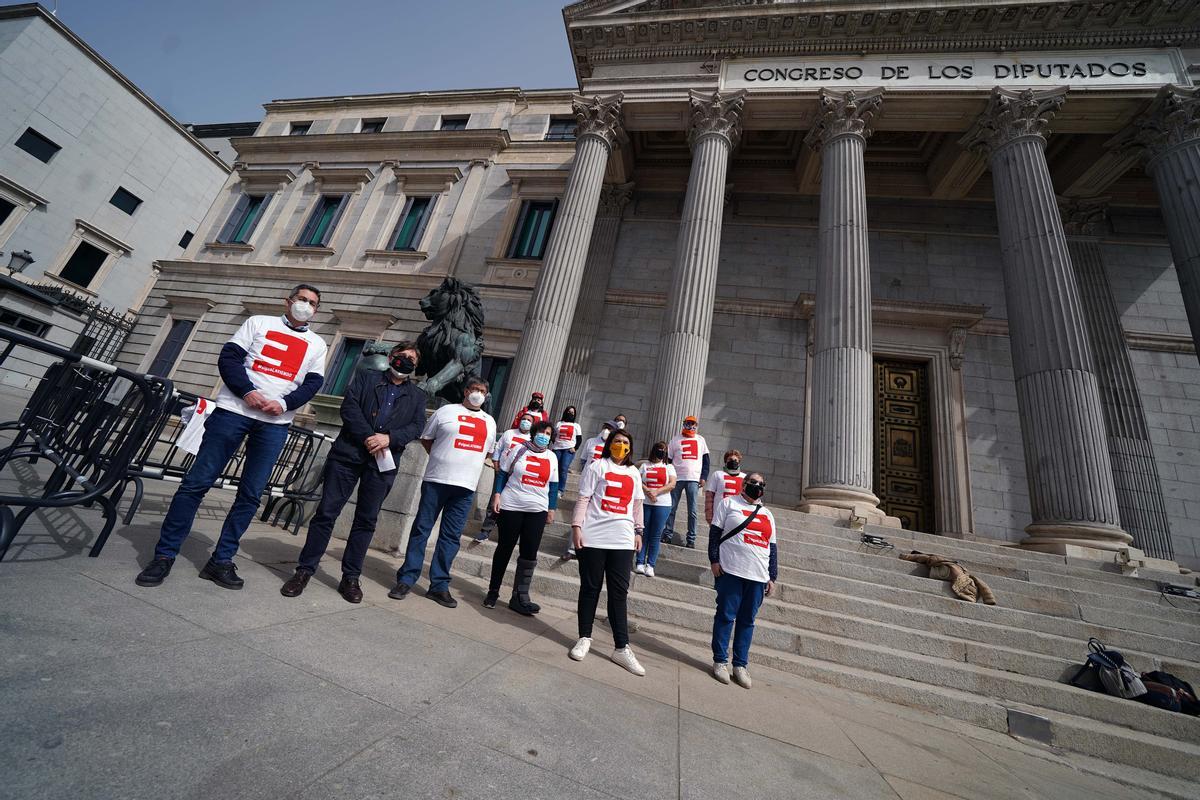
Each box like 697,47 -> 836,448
157,259 -> 450,292
230,129 -> 512,160
0,174 -> 48,207
263,88 -> 578,113
75,219 -> 133,255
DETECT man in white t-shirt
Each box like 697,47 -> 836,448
705,449 -> 746,524
390,375 -> 497,608
663,415 -> 711,548
136,284 -> 328,590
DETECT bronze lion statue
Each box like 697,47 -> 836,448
416,277 -> 485,404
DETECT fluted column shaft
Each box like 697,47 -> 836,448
963,88 -> 1129,552
556,183 -> 633,423
646,91 -> 745,444
500,95 -> 623,426
1061,204 -> 1173,559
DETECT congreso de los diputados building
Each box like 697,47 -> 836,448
116,0 -> 1200,569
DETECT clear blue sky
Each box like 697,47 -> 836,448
44,0 -> 579,123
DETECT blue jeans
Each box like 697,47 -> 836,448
665,480 -> 699,545
155,407 -> 289,564
712,572 -> 767,667
397,480 -> 475,592
638,504 -> 671,567
554,449 -> 575,495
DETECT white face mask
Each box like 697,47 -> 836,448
616,420 -> 626,430
290,299 -> 315,323
466,391 -> 486,408
600,428 -> 611,440
518,419 -> 532,432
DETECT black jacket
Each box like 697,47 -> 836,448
328,370 -> 427,466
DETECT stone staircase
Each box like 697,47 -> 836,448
450,500 -> 1200,786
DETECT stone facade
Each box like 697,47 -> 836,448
115,1 -> 1200,568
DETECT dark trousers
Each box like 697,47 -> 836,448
488,509 -> 547,593
155,408 -> 289,563
296,457 -> 397,579
576,547 -> 634,648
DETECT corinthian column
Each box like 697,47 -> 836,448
1111,85 -> 1200,357
798,89 -> 897,526
500,94 -> 624,425
961,88 -> 1130,554
556,182 -> 634,419
1059,197 -> 1174,560
646,90 -> 746,443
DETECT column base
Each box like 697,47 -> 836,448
1019,521 -> 1133,558
799,486 -> 903,529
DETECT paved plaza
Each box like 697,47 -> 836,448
0,479 -> 1190,800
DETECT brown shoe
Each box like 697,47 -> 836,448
338,576 -> 363,604
280,569 -> 311,597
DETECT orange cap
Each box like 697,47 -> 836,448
683,415 -> 698,423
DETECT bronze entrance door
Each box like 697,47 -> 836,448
873,358 -> 935,532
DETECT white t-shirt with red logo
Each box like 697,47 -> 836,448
551,421 -> 581,451
578,458 -> 645,549
713,494 -> 777,583
492,428 -> 530,462
580,435 -> 606,464
640,461 -> 678,508
668,433 -> 709,482
421,403 -> 497,490
215,315 -> 328,425
498,446 -> 559,513
706,470 -> 746,501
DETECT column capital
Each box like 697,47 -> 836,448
803,89 -> 883,151
687,89 -> 746,151
1110,85 -> 1200,167
960,87 -> 1066,157
596,181 -> 635,218
1057,196 -> 1110,237
572,93 -> 625,151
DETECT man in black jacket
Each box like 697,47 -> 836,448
281,341 -> 427,603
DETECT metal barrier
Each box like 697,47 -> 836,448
0,329 -> 173,561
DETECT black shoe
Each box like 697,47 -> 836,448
135,557 -> 174,587
425,588 -> 458,608
199,559 -> 244,590
280,569 -> 311,597
338,576 -> 363,604
387,581 -> 411,600
686,541 -> 696,549
661,533 -> 675,545
483,591 -> 499,609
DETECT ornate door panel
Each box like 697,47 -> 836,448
873,359 -> 935,532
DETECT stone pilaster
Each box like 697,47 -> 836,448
645,90 -> 746,444
1059,197 -> 1175,560
556,181 -> 634,423
1111,85 -> 1200,357
961,88 -> 1130,554
798,89 -> 897,526
499,94 -> 624,426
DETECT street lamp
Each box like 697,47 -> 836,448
6,249 -> 34,273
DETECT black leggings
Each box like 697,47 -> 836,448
488,510 -> 547,593
576,547 -> 634,648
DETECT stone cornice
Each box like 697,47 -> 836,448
387,164 -> 462,193
263,87 -> 576,113
159,258 -> 449,292
688,90 -> 746,151
804,89 -> 884,151
0,173 -> 48,207
230,129 -> 511,160
75,219 -> 133,255
960,87 -> 1066,156
310,166 -> 374,192
234,166 -> 296,192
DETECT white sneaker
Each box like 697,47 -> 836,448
732,665 -> 752,689
569,637 -> 592,661
635,563 -> 646,575
713,662 -> 731,684
644,566 -> 655,577
611,646 -> 646,676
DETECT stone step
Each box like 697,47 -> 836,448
454,546 -> 1200,751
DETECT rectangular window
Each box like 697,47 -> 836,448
323,337 -> 368,396
15,128 -> 61,163
390,196 -> 433,251
0,198 -> 14,226
545,117 -> 577,141
507,199 -> 558,260
480,355 -> 511,417
296,194 -> 348,248
58,241 -> 108,288
359,118 -> 385,133
178,230 -> 194,248
217,194 -> 270,244
110,187 -> 143,215
146,318 -> 195,377
289,121 -> 312,135
439,116 -> 469,131
0,308 -> 50,338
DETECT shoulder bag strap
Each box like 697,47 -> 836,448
718,504 -> 762,546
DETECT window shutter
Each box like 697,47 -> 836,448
297,197 -> 323,246
217,194 -> 251,243
321,194 -> 350,246
242,193 -> 272,242
409,197 -> 434,250
507,201 -> 532,258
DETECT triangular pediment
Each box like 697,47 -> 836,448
564,0 -> 821,22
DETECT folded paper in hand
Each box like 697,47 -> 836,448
374,447 -> 396,472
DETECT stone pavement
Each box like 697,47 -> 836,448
0,483 -> 1190,800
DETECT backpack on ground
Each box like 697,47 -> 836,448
1141,670 -> 1200,716
1067,638 -> 1147,700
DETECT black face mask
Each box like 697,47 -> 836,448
528,399 -> 542,410
563,410 -> 576,422
390,355 -> 416,375
652,448 -> 667,461
725,459 -> 740,471
744,481 -> 765,500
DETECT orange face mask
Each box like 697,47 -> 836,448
609,442 -> 630,462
